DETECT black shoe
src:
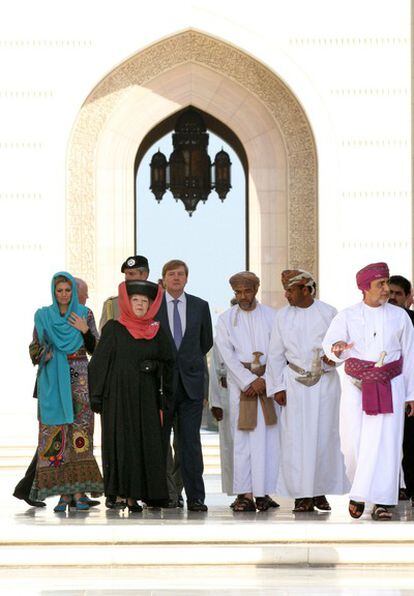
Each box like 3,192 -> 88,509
23,497 -> 46,508
84,497 -> 100,507
13,492 -> 46,508
127,501 -> 143,513
105,496 -> 117,509
177,495 -> 184,508
162,499 -> 179,508
187,499 -> 208,512
114,499 -> 127,510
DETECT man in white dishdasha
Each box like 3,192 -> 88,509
215,272 -> 279,512
266,269 -> 349,513
322,262 -> 414,521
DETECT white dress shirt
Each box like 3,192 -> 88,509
165,291 -> 187,338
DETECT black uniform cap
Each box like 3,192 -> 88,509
121,255 -> 149,273
126,280 -> 159,300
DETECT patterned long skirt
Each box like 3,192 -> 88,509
30,354 -> 103,500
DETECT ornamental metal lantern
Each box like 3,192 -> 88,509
214,149 -> 232,200
149,107 -> 232,216
149,150 -> 167,201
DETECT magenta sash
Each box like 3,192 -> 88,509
344,356 -> 403,416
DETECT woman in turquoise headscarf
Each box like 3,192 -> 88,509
29,272 -> 103,512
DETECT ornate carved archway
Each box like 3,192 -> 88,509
67,30 -> 317,307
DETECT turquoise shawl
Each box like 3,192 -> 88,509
34,271 -> 88,425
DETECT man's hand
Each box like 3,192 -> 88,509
274,390 -> 287,406
244,377 -> 266,397
406,401 -> 414,417
331,341 -> 354,357
211,407 -> 223,422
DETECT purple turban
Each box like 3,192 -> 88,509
356,262 -> 389,291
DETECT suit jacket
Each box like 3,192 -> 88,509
156,293 -> 213,400
404,307 -> 414,327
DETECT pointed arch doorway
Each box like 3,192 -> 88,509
134,106 -> 248,318
67,30 -> 317,309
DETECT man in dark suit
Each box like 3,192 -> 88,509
157,259 -> 213,511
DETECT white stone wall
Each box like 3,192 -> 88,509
0,0 -> 410,444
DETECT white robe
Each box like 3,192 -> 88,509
208,343 -> 234,495
322,302 -> 414,505
266,300 -> 349,498
215,303 -> 279,497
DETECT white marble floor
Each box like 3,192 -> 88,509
2,566 -> 414,595
4,469 -> 414,595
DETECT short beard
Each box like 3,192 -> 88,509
238,299 -> 257,311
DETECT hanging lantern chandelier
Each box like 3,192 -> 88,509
149,107 -> 232,216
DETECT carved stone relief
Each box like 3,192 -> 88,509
67,30 -> 317,293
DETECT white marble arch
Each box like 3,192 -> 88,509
66,30 -> 317,309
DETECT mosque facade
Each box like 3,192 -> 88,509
0,0 -> 410,443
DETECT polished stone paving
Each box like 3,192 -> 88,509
4,468 -> 414,594
2,567 -> 414,595
7,468 -> 414,526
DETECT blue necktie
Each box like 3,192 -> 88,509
173,299 -> 183,349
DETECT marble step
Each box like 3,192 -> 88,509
5,464 -> 414,570
3,566 -> 414,595
3,515 -> 414,568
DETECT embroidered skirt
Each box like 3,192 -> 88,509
30,355 -> 103,500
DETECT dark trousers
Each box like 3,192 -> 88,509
13,450 -> 38,501
166,416 -> 183,502
164,377 -> 205,502
402,414 -> 414,497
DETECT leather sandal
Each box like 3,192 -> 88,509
232,495 -> 257,512
264,495 -> 280,508
230,494 -> 243,509
371,504 -> 392,521
313,495 -> 331,511
292,497 -> 314,512
348,499 -> 365,519
255,497 -> 270,511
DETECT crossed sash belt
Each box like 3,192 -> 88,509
238,362 -> 277,431
344,356 -> 403,415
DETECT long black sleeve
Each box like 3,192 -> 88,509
88,320 -> 115,413
82,329 -> 96,354
83,308 -> 100,355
